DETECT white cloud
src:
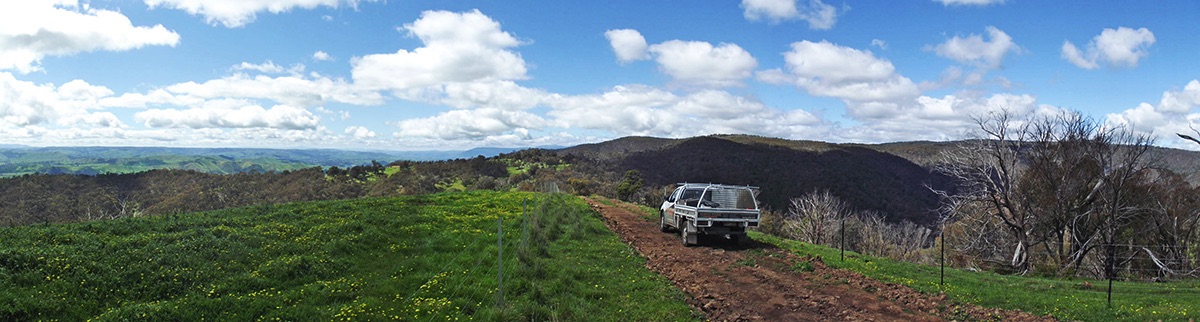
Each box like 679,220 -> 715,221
0,72 -> 126,128
741,0 -> 839,30
1060,42 -> 1096,69
604,29 -> 649,63
231,60 -> 303,74
669,90 -> 825,137
395,108 -> 548,140
870,39 -> 887,50
932,26 -> 1017,68
351,9 -> 527,91
106,73 -> 383,109
438,80 -> 549,110
312,50 -> 333,61
344,125 -> 375,139
1107,80 -> 1200,148
838,93 -> 1054,143
1158,80 -> 1200,114
1061,27 -> 1156,70
934,0 -> 1004,6
134,104 -> 320,130
760,40 -> 919,108
544,85 -> 824,138
546,85 -> 682,136
648,40 -> 757,87
0,1 -> 180,73
143,0 -> 372,28
315,106 -> 351,120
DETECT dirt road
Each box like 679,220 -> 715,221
585,197 -> 1051,322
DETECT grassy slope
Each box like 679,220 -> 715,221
0,191 -> 697,321
604,197 -> 1198,321
750,232 -> 1197,321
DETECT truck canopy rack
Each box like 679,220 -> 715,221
675,182 -> 759,190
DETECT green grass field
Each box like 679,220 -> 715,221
750,232 -> 1198,321
0,191 -> 698,321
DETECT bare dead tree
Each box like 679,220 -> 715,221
783,190 -> 848,246
1178,123 -> 1200,145
1092,127 -> 1157,279
935,109 -> 1039,273
1022,112 -> 1109,276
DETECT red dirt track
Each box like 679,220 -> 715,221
585,196 -> 1052,322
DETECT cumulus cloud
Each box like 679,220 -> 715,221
932,26 -> 1017,68
143,0 -> 373,28
231,60 -> 304,74
395,108 -> 548,140
105,73 -> 383,109
0,72 -> 126,128
669,90 -> 824,137
741,0 -> 839,30
351,9 -> 527,92
759,40 -> 919,111
438,80 -> 549,110
838,93 -> 1059,143
545,85 -> 678,135
934,0 -> 1004,6
1061,27 -> 1156,69
648,40 -> 758,88
543,85 -> 824,138
344,125 -> 376,139
1107,80 -> 1200,148
870,39 -> 887,50
312,51 -> 333,61
1158,80 -> 1200,114
0,1 -> 180,73
0,71 -> 346,147
134,104 -> 320,130
604,29 -> 650,63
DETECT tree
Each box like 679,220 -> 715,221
615,170 -> 643,201
783,190 -> 848,246
936,109 -> 1165,277
1178,123 -> 1200,146
936,109 -> 1039,273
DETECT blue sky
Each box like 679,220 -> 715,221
2,0 -> 1199,150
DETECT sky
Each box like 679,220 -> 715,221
1,0 -> 1199,151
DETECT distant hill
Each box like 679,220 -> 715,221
864,140 -> 1200,185
559,135 -> 956,226
559,136 -> 682,160
554,134 -> 1200,225
0,146 -> 539,177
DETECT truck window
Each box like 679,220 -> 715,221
680,189 -> 701,200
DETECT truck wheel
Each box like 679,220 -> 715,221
681,220 -> 697,247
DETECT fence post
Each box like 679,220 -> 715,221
840,212 -> 845,262
497,216 -> 504,307
940,220 -> 945,287
522,197 -> 528,251
1107,243 -> 1113,308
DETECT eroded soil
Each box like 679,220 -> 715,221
585,197 -> 1053,322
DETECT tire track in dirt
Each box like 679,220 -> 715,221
585,196 -> 1053,322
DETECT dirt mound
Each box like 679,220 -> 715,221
585,197 -> 1052,321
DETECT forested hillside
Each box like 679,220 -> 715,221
0,146 -> 534,177
0,157 -> 517,227
614,136 -> 953,225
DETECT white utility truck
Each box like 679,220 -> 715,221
660,183 -> 760,246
